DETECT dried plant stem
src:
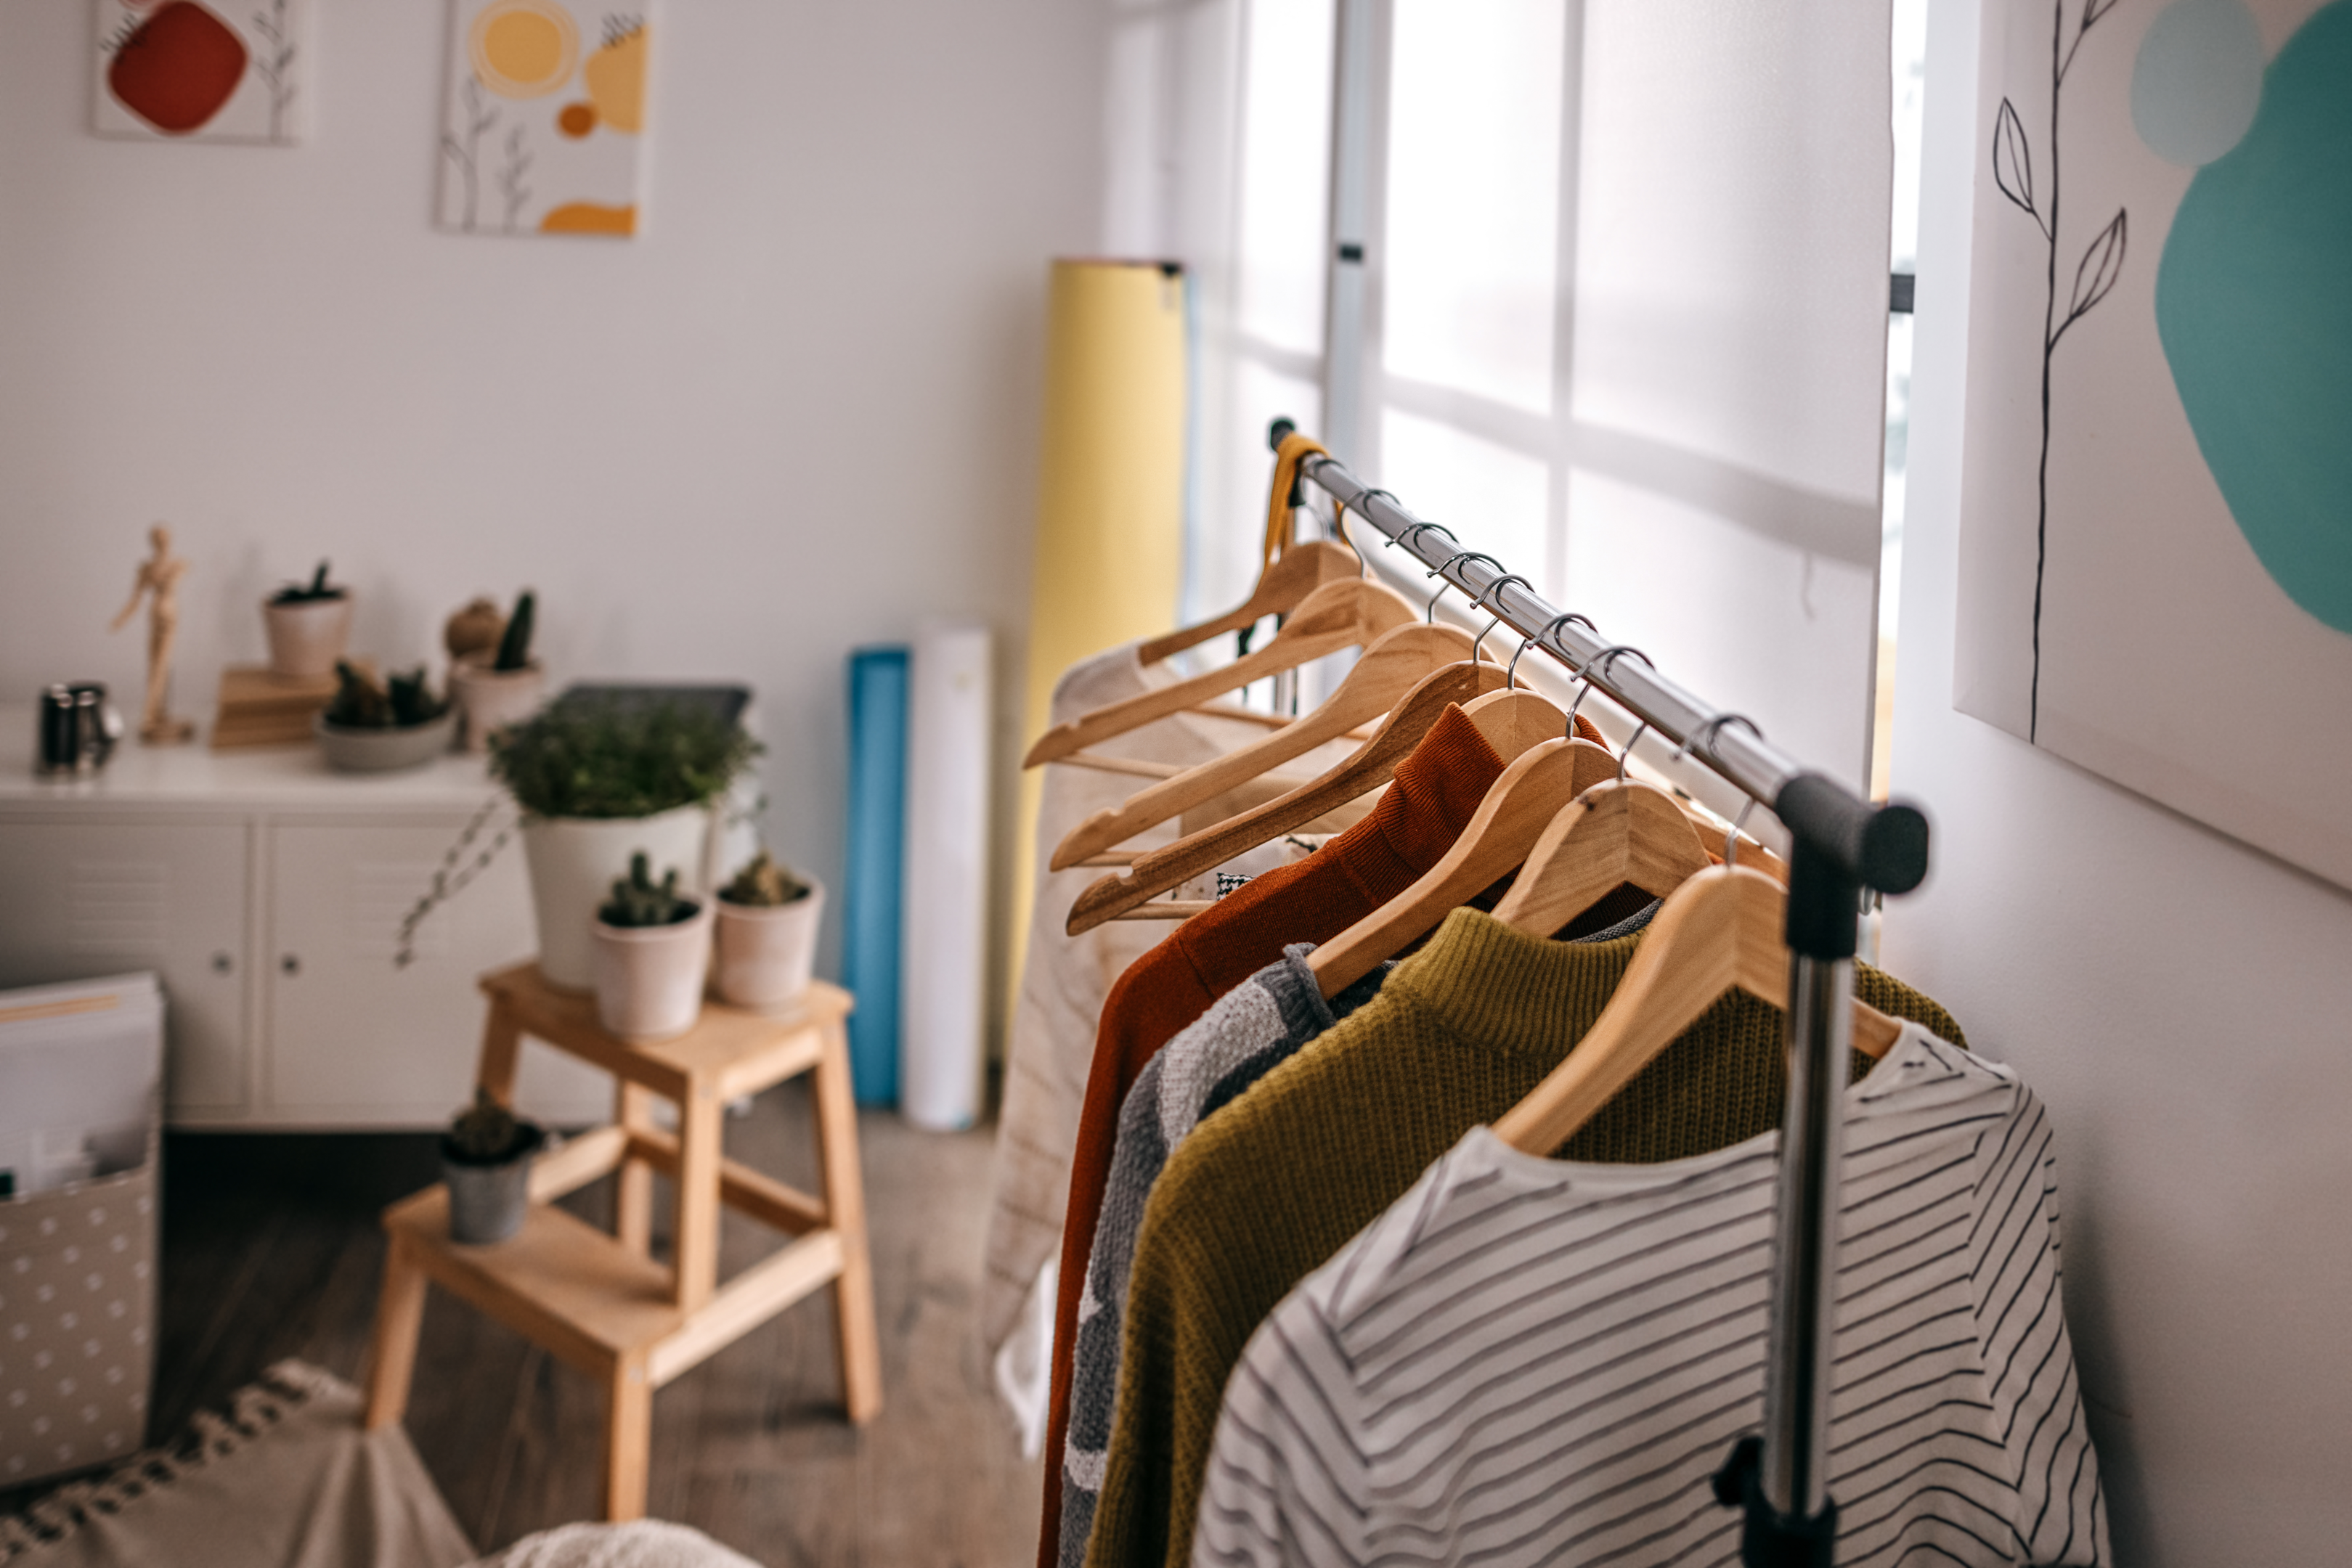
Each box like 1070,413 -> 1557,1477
396,794 -> 514,968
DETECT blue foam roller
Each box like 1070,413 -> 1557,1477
841,645 -> 910,1106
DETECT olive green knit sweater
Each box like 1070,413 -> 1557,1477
1084,907 -> 1964,1568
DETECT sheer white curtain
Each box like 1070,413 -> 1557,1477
1372,0 -> 1568,587
1098,0 -> 1337,633
1351,0 -> 1893,783
1560,1 -> 1893,783
1101,0 -> 1892,782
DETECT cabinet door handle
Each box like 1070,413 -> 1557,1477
280,955 -> 300,976
212,952 -> 234,974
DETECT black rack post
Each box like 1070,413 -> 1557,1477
1715,779 -> 1929,1567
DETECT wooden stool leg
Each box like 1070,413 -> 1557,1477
603,1355 -> 651,1522
365,1233 -> 429,1430
477,998 -> 524,1107
812,1019 -> 883,1423
672,1082 -> 723,1310
615,1082 -> 655,1256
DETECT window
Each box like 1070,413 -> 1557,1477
1116,0 -> 1898,785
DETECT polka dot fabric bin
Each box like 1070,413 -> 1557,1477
0,1142 -> 157,1488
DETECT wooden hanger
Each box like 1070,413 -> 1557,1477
1177,775 -> 1377,840
1306,735 -> 1621,997
1136,428 -> 1343,665
1179,695 -> 1375,732
1690,817 -> 1788,885
1136,538 -> 1362,666
1022,576 -> 1415,768
1070,665 -> 1555,920
1491,779 -> 1713,936
1455,629 -> 1761,881
1063,660 -> 1516,934
1491,865 -> 1904,1156
1457,685 -> 1570,756
1049,622 -> 1476,870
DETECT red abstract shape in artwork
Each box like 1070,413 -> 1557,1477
108,2 -> 248,135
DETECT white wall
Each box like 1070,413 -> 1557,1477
0,0 -> 1106,998
1887,0 -> 2352,1558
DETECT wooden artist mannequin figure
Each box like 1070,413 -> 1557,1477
111,523 -> 196,744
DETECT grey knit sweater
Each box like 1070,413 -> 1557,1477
1057,902 -> 1657,1568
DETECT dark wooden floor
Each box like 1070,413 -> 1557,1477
1,1084 -> 1043,1566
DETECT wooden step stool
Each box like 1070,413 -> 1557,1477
363,963 -> 883,1520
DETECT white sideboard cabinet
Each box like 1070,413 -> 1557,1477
0,707 -> 608,1129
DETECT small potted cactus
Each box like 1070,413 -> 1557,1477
447,589 -> 547,753
713,850 -> 823,1011
440,1087 -> 545,1245
263,560 -> 354,679
591,852 -> 712,1040
315,661 -> 455,771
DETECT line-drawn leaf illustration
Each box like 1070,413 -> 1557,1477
1993,98 -> 2037,217
2083,0 -> 2120,29
2067,208 -> 2128,321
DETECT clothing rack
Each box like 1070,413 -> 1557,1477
1271,421 -> 1929,1568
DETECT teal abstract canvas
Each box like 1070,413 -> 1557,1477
1954,0 -> 2352,890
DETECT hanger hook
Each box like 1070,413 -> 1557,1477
1352,487 -> 1402,526
1328,494 -> 1369,576
1324,492 -> 1372,577
1562,643 -> 1649,739
1508,611 -> 1596,690
1423,550 -> 1506,624
1671,710 -> 1762,769
1465,573 -> 1532,664
1616,719 -> 1651,783
1563,666 -> 1600,739
1506,634 -> 1536,690
1577,643 -> 1653,686
1725,795 -> 1759,870
1386,516 -> 1456,560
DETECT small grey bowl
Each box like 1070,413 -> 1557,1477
314,711 -> 457,772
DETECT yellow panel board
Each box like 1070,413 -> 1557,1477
1004,260 -> 1189,1029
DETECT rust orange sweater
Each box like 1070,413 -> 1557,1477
1033,703 -> 1532,1568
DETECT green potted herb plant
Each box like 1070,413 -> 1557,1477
592,853 -> 712,1040
264,560 -> 354,679
448,589 -> 546,753
441,1087 -> 545,1245
396,694 -> 757,987
314,661 -> 455,771
496,696 -> 754,989
712,849 -> 822,1011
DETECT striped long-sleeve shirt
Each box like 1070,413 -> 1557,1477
1196,1024 -> 2107,1567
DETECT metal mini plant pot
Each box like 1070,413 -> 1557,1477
439,1122 -> 547,1245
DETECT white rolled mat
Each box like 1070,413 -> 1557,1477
899,624 -> 993,1131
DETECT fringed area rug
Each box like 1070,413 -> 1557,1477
0,1361 -> 473,1568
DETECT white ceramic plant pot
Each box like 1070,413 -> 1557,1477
449,658 -> 547,753
712,877 -> 826,1012
591,902 -> 712,1042
521,807 -> 710,990
263,595 -> 355,679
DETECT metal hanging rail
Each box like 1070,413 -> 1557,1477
1274,422 -> 1929,1568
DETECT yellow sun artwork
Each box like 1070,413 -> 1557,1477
437,2 -> 651,238
468,0 -> 577,99
581,21 -> 646,132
